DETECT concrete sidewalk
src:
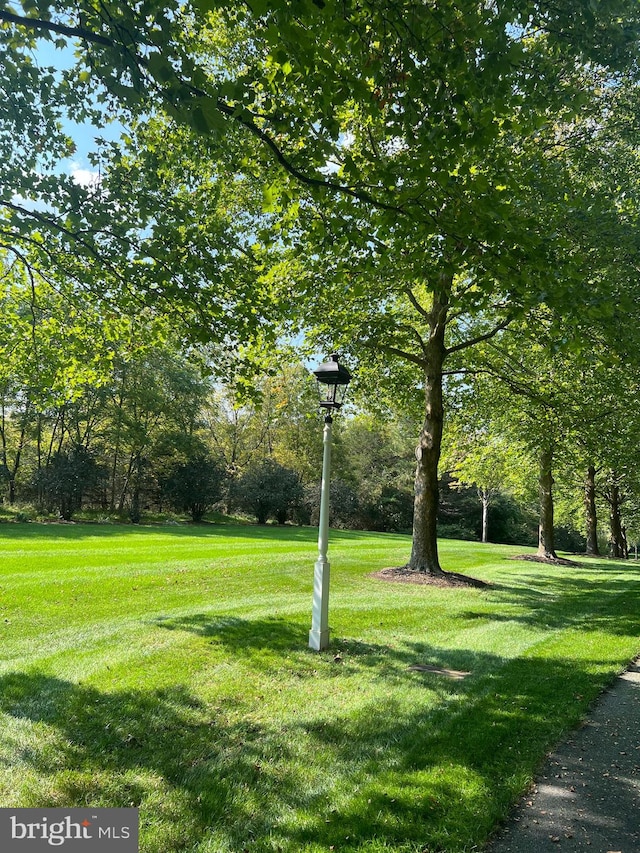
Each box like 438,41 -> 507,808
485,661 -> 640,853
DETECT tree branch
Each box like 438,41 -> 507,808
216,101 -> 412,216
377,343 -> 426,368
397,323 -> 428,358
441,367 -> 494,377
0,9 -> 113,46
404,286 -> 432,321
0,9 -> 422,220
1,200 -> 131,282
445,314 -> 513,356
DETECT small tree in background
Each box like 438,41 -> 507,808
161,452 -> 226,522
36,447 -> 106,521
302,478 -> 361,530
234,459 -> 303,524
360,485 -> 414,533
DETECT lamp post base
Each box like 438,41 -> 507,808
308,626 -> 330,651
309,558 -> 330,651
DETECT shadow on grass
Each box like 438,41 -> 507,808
153,613 -> 310,653
153,615 -> 484,697
4,562 -> 640,852
484,562 -> 640,636
0,641 -> 628,853
289,652 -> 631,852
0,670 -> 303,848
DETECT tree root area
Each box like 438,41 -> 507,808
371,565 -> 489,589
509,554 -> 579,567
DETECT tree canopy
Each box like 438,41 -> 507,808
2,0 -> 640,572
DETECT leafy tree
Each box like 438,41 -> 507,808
205,360 -> 321,486
161,451 -> 225,522
301,477 -> 361,530
339,414 -> 414,494
334,413 -> 415,532
0,253 -> 123,503
3,1 -> 640,577
36,445 -> 106,520
262,362 -> 324,484
456,287 -> 640,559
234,459 -> 303,525
462,327 -> 587,560
102,339 -> 211,516
442,410 -> 531,544
235,4 -> 640,574
361,485 -> 414,534
0,257 -> 217,518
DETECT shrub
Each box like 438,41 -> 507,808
360,485 -> 414,532
234,459 -> 303,524
161,452 -> 226,522
35,447 -> 106,521
303,478 -> 362,529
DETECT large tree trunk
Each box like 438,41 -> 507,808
584,464 -> 599,556
607,475 -> 627,559
537,447 -> 557,559
409,290 -> 448,574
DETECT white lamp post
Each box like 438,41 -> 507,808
309,354 -> 352,652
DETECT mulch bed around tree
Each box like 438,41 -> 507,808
509,554 -> 579,567
370,565 -> 490,589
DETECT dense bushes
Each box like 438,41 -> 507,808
161,452 -> 226,522
232,459 -> 303,524
33,447 -> 106,521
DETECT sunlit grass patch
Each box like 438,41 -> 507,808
1,522 -> 639,851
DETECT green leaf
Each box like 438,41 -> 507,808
147,52 -> 176,85
188,97 -> 226,134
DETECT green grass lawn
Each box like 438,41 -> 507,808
1,521 -> 639,852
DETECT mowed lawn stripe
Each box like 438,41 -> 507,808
1,523 -> 639,852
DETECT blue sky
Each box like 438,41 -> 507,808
36,39 -> 126,186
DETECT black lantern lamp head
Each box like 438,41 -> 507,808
313,353 -> 352,416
